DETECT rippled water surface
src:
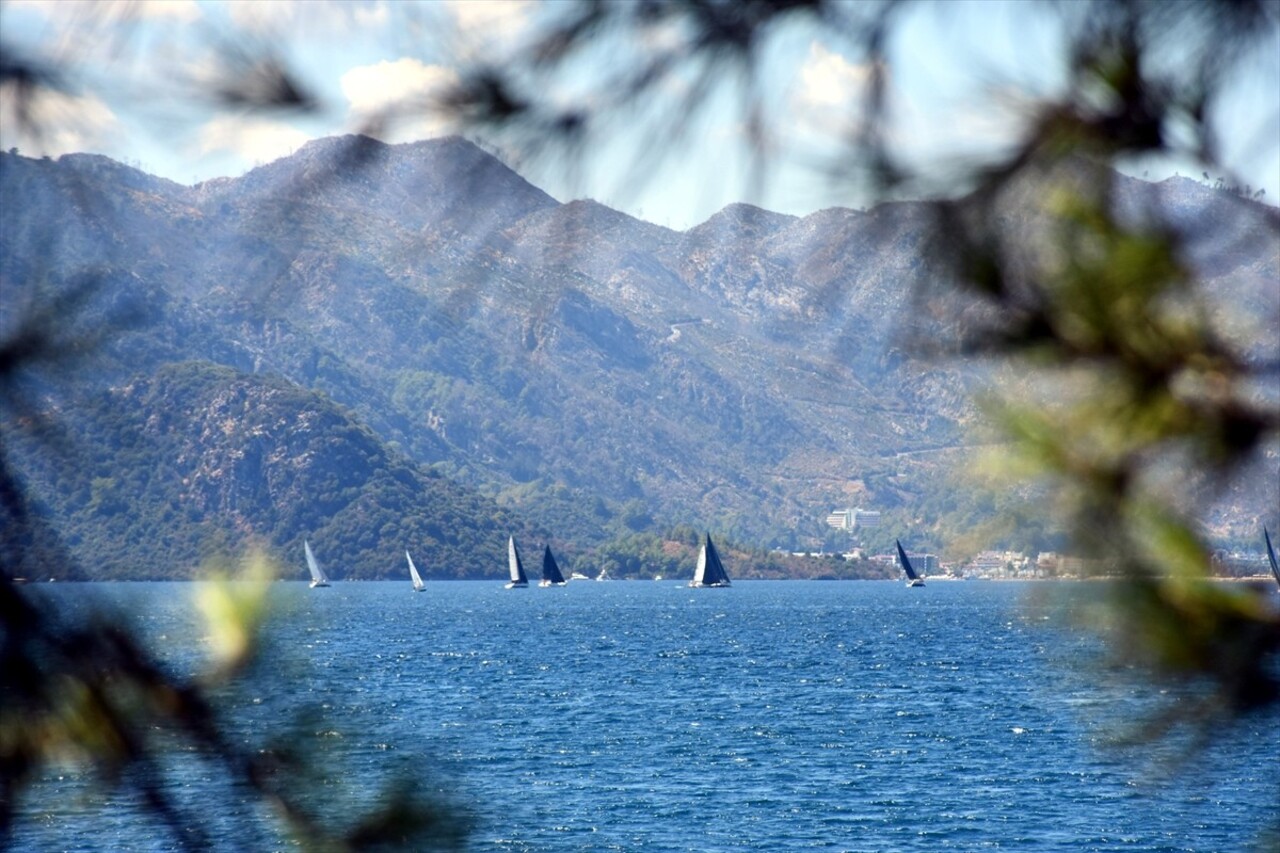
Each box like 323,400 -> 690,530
14,580 -> 1279,851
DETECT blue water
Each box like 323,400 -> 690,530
12,581 -> 1279,851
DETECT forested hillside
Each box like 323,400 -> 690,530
8,362 -> 536,579
2,136 -> 1275,577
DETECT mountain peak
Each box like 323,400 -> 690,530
293,133 -> 389,165
198,133 -> 559,229
560,198 -> 632,223
689,202 -> 797,240
51,151 -> 186,194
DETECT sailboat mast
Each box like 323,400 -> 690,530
1266,528 -> 1280,589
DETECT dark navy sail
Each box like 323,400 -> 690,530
896,539 -> 925,587
691,533 -> 731,587
540,545 -> 567,587
1266,527 -> 1280,589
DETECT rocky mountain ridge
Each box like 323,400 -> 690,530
2,135 -> 1275,577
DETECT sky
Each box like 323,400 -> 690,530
1,0 -> 1277,231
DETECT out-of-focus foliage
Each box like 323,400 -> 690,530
0,534 -> 470,850
0,5 -> 477,847
430,0 -> 1280,732
2,0 -> 1278,847
195,551 -> 274,678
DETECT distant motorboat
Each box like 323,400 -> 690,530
690,533 -> 731,588
896,539 -> 925,587
304,540 -> 331,588
406,550 -> 426,592
506,536 -> 529,588
570,572 -> 590,581
540,545 -> 567,587
1265,527 -> 1280,590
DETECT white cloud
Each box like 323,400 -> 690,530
227,1 -> 300,34
228,0 -> 388,37
0,84 -> 119,156
443,0 -> 536,60
4,0 -> 98,21
341,58 -> 456,115
339,58 -> 459,141
126,0 -> 201,22
446,0 -> 532,37
353,1 -> 390,30
7,0 -> 201,28
195,114 -> 311,165
785,42 -> 876,144
796,42 -> 873,111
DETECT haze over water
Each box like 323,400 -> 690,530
15,581 -> 1278,851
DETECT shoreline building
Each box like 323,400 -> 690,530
825,508 -> 882,531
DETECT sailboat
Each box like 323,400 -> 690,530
896,539 -> 925,587
540,545 -> 567,587
506,536 -> 529,588
690,533 -> 731,588
406,550 -> 426,592
304,540 -> 331,588
1265,527 -> 1280,590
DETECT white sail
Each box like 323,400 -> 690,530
406,550 -> 425,591
304,540 -> 330,588
506,536 -> 529,587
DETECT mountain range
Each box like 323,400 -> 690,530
1,135 -> 1275,579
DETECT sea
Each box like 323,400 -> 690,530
10,580 -> 1279,852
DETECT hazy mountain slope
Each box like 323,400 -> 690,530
2,136 -> 1274,568
8,362 -> 530,579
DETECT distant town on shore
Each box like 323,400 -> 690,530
818,507 -> 1277,581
